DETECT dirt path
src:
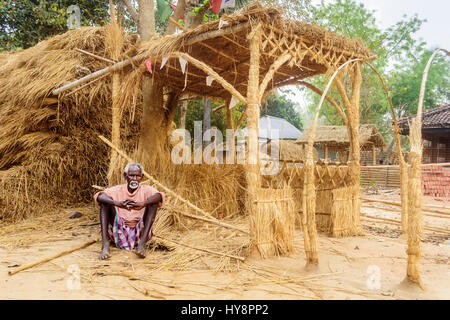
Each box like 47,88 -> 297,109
1,193 -> 449,300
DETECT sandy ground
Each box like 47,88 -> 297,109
0,190 -> 449,300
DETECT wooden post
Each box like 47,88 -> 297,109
372,144 -> 376,165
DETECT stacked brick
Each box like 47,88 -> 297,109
421,165 -> 450,198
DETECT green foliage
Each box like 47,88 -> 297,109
261,92 -> 303,131
390,50 -> 450,117
0,0 -> 110,51
261,0 -> 313,21
174,98 -> 245,141
306,0 -> 432,139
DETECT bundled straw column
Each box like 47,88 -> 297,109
246,25 -> 264,255
347,63 -> 364,235
406,117 -> 423,287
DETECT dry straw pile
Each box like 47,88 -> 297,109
0,27 -> 140,222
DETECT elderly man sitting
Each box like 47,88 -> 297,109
94,163 -> 164,259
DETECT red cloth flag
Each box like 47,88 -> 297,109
145,59 -> 152,74
210,0 -> 223,14
169,2 -> 184,20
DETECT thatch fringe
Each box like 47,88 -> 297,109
251,187 -> 295,258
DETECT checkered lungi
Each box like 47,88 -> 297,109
108,213 -> 145,250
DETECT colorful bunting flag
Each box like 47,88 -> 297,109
145,59 -> 152,74
210,0 -> 223,14
157,0 -> 173,22
169,1 -> 184,20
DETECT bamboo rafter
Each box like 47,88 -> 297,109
166,52 -> 247,105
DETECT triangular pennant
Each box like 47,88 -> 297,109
179,56 -> 187,74
229,95 -> 239,109
220,0 -> 235,9
160,55 -> 168,70
183,65 -> 188,91
206,75 -> 215,86
218,19 -> 229,30
145,59 -> 152,74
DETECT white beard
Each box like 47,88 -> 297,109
129,181 -> 139,190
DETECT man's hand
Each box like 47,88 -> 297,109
115,199 -> 136,210
130,201 -> 147,211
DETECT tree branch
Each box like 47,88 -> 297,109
121,0 -> 138,24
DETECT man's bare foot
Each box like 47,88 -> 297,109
134,244 -> 146,258
99,246 -> 111,260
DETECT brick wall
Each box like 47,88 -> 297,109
421,165 -> 450,198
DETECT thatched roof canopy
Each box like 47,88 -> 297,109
112,2 -> 373,102
295,124 -> 385,149
263,140 -> 318,161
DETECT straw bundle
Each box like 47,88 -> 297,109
106,4 -> 126,185
251,187 -> 296,258
406,116 -> 423,287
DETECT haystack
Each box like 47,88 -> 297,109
0,27 -> 140,222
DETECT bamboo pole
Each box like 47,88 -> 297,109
167,52 -> 247,105
153,235 -> 245,261
8,239 -> 99,276
166,205 -> 250,234
361,198 -> 450,215
75,48 -> 116,64
361,204 -> 450,220
98,135 -> 249,235
360,216 -> 449,234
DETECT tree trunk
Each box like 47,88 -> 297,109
382,139 -> 395,165
137,0 -> 168,168
203,97 -> 211,147
179,100 -> 188,129
184,0 -> 205,29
